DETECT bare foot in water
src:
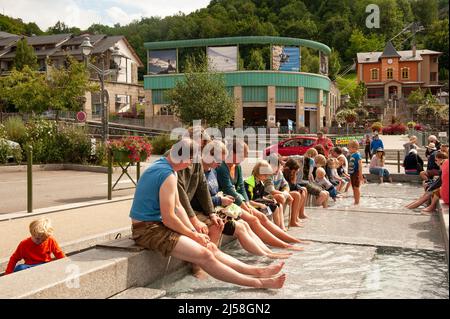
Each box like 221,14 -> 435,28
192,266 -> 209,280
421,208 -> 435,214
256,262 -> 285,277
259,273 -> 287,289
286,244 -> 304,251
289,221 -> 304,227
266,252 -> 292,259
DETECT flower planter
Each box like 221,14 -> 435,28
112,150 -> 148,163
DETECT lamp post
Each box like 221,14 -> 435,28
80,37 -> 122,143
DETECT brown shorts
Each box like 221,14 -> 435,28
131,221 -> 180,257
350,174 -> 360,188
426,169 -> 441,179
197,211 -> 236,236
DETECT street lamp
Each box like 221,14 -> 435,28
80,36 -> 122,143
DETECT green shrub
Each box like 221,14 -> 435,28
407,121 -> 416,129
93,141 -> 107,166
0,139 -> 23,164
57,125 -> 91,164
0,140 -> 9,164
0,124 -> 7,139
4,117 -> 27,144
151,134 -> 177,155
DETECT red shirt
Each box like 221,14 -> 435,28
5,236 -> 65,274
441,159 -> 449,205
313,137 -> 334,157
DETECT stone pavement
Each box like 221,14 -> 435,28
150,183 -> 448,299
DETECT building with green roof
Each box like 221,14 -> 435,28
143,36 -> 340,132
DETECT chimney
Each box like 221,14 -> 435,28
412,43 -> 416,57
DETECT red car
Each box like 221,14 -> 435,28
264,136 -> 318,156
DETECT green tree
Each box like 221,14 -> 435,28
46,57 -> 98,119
345,29 -> 385,61
167,58 -> 236,127
0,65 -> 49,114
412,0 -> 439,27
328,48 -> 341,80
424,18 -> 449,70
247,49 -> 265,70
13,38 -> 38,71
349,82 -> 367,108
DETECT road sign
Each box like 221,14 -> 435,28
76,111 -> 87,122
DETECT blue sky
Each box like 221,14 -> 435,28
0,0 -> 211,30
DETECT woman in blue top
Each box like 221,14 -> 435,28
199,140 -> 291,259
216,139 -> 303,251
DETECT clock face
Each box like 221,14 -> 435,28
387,59 -> 393,64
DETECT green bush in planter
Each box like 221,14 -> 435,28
151,134 -> 177,155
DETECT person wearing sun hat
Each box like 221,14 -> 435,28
425,142 -> 437,159
369,147 -> 392,183
420,143 -> 441,181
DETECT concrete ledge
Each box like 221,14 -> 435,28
438,200 -> 449,264
364,173 -> 422,183
0,247 -> 186,299
0,235 -> 235,298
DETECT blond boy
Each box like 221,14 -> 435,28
347,140 -> 364,205
5,218 -> 65,274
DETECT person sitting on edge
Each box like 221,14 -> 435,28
130,138 -> 286,289
175,127 -> 224,249
425,135 -> 441,157
215,139 -> 303,251
312,154 -> 327,180
327,157 -> 345,192
403,149 -> 424,175
420,145 -> 441,182
265,153 -> 308,223
370,132 -> 384,156
369,148 -> 392,183
403,135 -> 419,157
406,151 -> 448,213
315,167 -> 338,201
200,140 -> 291,260
244,160 -> 286,231
348,140 -> 364,205
425,142 -> 437,159
287,149 -> 329,208
5,218 -> 65,275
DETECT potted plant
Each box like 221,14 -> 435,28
108,136 -> 152,163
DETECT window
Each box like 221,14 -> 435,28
387,68 -> 393,79
430,72 -> 437,82
367,87 -> 384,99
401,68 -> 409,79
432,57 -> 438,63
371,69 -> 379,80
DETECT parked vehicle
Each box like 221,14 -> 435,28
264,136 -> 318,156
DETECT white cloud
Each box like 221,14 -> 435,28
106,6 -> 141,26
0,0 -> 102,30
0,0 -> 211,31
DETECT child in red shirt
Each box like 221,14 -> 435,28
5,217 -> 65,275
